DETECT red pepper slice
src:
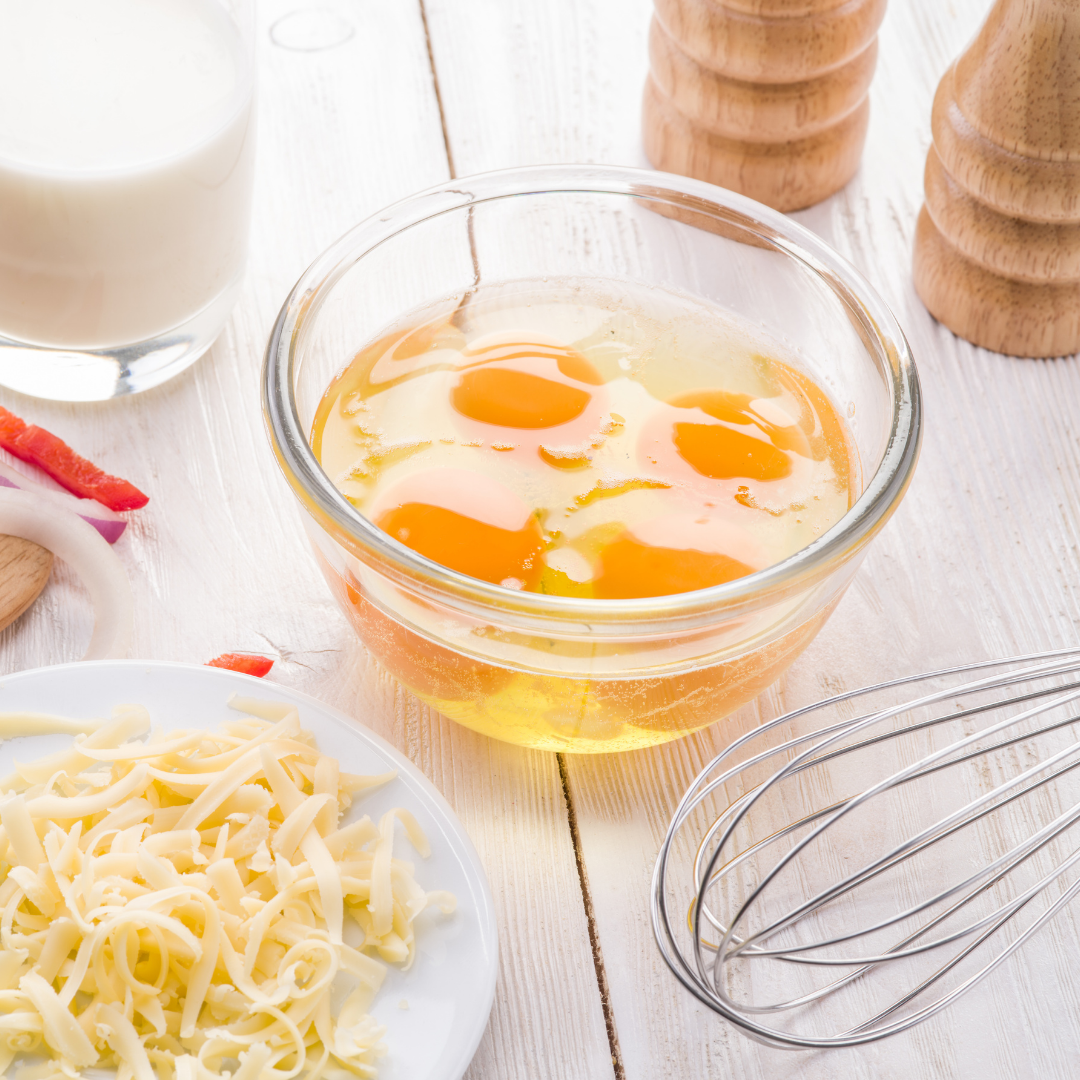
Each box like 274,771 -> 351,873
0,407 -> 26,448
0,406 -> 148,512
206,653 -> 275,677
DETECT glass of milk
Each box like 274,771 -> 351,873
0,0 -> 256,400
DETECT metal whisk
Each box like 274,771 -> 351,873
651,648 -> 1080,1049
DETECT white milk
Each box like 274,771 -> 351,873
0,0 -> 255,349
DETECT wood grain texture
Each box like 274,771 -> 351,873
643,0 -> 884,209
0,535 -> 51,633
0,3 -> 612,1077
648,16 -> 878,142
652,0 -> 885,82
643,70 -> 870,211
913,0 -> 1080,356
426,0 -> 1080,1075
422,0 -> 654,173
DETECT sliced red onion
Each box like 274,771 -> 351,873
0,488 -> 133,660
0,460 -> 126,544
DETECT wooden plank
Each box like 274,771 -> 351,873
566,0 -> 1080,1074
423,0 -> 653,171
0,3 -> 611,1078
425,0 -> 1080,1075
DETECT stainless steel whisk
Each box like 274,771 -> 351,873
651,648 -> 1080,1049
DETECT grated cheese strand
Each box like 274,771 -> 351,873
0,701 -> 456,1079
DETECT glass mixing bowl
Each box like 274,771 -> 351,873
263,165 -> 921,753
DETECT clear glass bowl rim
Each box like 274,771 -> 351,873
263,164 -> 922,634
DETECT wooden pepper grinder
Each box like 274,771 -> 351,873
913,0 -> 1080,357
642,0 -> 887,213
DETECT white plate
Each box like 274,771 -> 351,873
0,660 -> 498,1080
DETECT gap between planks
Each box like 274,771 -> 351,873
417,0 -> 458,180
559,753 -> 627,1080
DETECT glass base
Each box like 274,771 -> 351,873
0,279 -> 242,401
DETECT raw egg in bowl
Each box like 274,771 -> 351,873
264,165 -> 921,753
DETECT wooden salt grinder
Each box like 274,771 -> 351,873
913,0 -> 1080,358
642,0 -> 888,213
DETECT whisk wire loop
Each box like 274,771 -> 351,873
696,704 -> 1080,938
702,683 -> 1080,989
652,648 -> 1080,1048
715,686 -> 1080,966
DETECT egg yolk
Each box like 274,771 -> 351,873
590,530 -> 755,599
376,502 -> 545,589
670,390 -> 809,482
451,343 -> 603,430
452,368 -> 590,429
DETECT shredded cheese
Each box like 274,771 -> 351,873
0,696 -> 457,1080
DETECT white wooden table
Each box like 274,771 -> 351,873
4,0 -> 1078,1076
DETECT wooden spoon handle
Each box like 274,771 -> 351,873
0,534 -> 52,633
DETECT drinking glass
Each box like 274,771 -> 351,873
0,0 -> 256,400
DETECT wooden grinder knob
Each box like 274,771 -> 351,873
913,0 -> 1080,357
642,0 -> 887,212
